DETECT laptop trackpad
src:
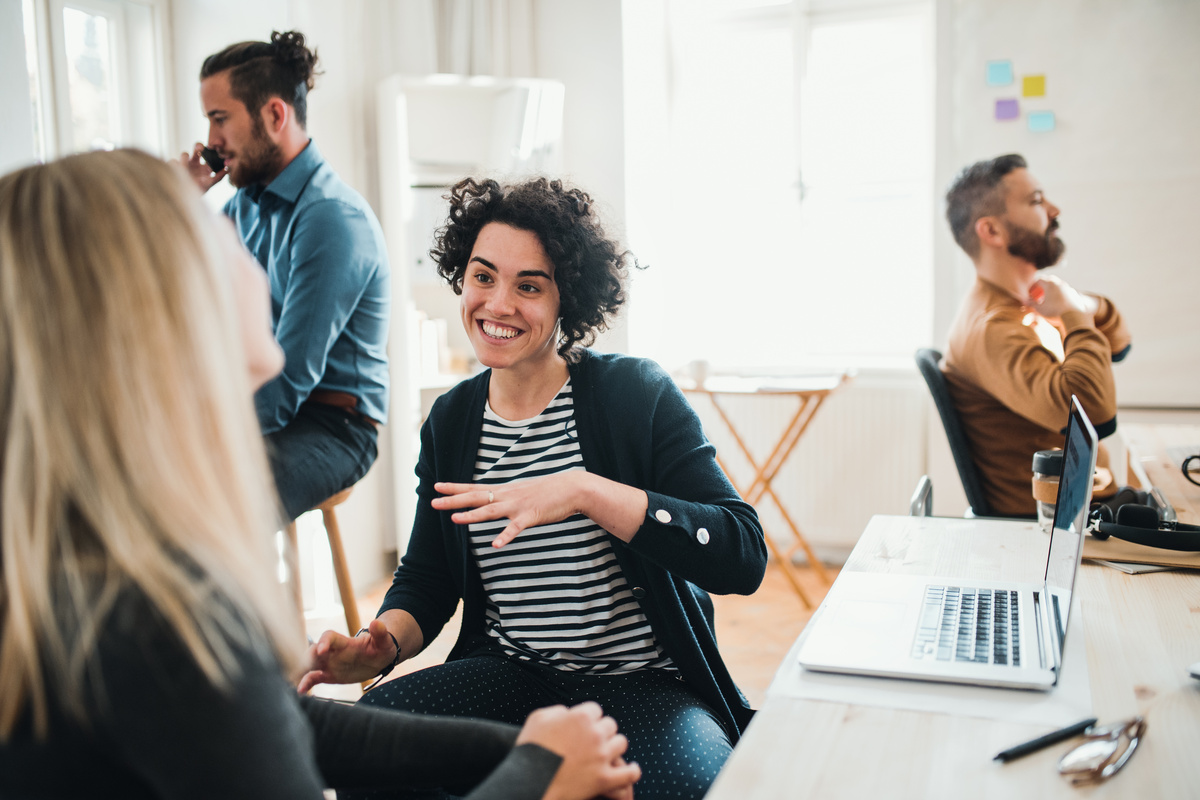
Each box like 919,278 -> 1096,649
803,599 -> 910,662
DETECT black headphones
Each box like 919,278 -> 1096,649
1088,500 -> 1200,551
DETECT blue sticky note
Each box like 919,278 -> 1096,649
1028,111 -> 1056,132
995,99 -> 1020,121
986,60 -> 1014,87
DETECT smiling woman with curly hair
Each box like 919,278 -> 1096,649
431,177 -> 632,360
304,176 -> 768,800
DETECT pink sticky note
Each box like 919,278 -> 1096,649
995,98 -> 1020,120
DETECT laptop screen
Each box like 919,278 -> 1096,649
1043,396 -> 1099,649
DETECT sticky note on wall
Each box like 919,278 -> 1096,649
1023,75 -> 1046,97
995,99 -> 1020,120
1028,111 -> 1056,132
986,60 -> 1014,86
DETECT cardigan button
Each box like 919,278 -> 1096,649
654,509 -> 672,524
631,586 -> 647,599
696,527 -> 710,545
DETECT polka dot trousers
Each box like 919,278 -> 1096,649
347,649 -> 732,800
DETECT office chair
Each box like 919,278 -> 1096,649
909,475 -> 933,517
914,348 -> 994,517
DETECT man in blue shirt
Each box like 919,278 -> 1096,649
182,31 -> 390,522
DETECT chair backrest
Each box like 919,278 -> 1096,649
914,348 -> 992,517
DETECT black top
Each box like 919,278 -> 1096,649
0,585 -> 560,799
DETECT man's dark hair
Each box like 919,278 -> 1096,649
945,153 -> 1027,259
431,177 -> 638,361
200,30 -> 320,127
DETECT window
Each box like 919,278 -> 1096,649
623,0 -> 933,372
19,0 -> 169,161
21,0 -> 48,163
59,4 -> 120,151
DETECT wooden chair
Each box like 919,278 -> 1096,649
284,487 -> 361,637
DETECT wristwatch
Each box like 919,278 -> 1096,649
356,626 -> 402,689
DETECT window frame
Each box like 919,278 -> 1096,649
26,0 -> 173,159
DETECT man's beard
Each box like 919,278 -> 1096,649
228,114 -> 285,188
1005,218 -> 1065,270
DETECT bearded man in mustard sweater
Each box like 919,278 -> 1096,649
940,154 -> 1131,517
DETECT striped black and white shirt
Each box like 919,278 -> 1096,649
469,379 -> 675,674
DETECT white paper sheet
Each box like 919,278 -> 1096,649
767,602 -> 1093,729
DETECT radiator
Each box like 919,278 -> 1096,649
685,369 -> 930,564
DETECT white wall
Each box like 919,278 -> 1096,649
932,0 -> 1200,410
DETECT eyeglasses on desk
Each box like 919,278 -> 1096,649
1057,716 -> 1146,785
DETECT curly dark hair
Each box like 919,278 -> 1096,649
430,177 -> 638,361
200,30 -> 321,127
945,153 -> 1027,259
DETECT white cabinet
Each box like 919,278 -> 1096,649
376,74 -> 564,552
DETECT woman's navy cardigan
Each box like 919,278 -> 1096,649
380,350 -> 768,740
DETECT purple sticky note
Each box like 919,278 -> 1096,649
995,98 -> 1020,121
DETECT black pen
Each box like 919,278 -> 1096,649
993,717 -> 1098,763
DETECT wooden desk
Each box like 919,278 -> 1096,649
708,515 -> 1200,799
682,373 -> 850,607
1120,422 -> 1200,524
1080,423 -> 1200,568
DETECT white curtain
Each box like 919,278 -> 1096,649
299,0 -> 536,85
343,0 -> 536,78
437,0 -> 536,76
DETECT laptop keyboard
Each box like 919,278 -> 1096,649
911,586 -> 1021,666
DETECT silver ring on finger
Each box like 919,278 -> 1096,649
488,490 -> 494,504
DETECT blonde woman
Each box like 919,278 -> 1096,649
0,150 -> 639,800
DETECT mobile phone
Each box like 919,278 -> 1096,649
200,146 -> 225,173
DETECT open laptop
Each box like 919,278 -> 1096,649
796,395 -> 1099,690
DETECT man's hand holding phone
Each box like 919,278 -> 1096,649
180,143 -> 227,192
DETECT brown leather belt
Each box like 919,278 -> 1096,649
309,389 -> 379,427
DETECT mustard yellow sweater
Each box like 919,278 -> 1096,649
942,277 -> 1131,516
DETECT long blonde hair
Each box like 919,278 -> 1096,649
0,149 -> 303,740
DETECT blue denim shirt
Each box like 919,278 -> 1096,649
226,141 -> 390,432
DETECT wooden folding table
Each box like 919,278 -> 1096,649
682,372 -> 850,607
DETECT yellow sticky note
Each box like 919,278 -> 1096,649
1023,75 -> 1046,97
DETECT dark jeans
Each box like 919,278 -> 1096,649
348,644 -> 733,800
265,401 -> 378,522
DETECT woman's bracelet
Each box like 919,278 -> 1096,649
356,626 -> 401,691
